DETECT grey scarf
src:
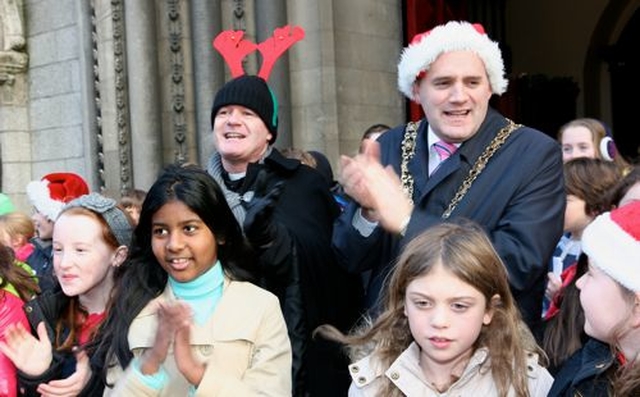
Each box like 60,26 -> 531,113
205,147 -> 272,227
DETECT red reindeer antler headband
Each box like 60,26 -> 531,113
213,25 -> 305,80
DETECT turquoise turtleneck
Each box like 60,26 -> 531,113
168,260 -> 224,325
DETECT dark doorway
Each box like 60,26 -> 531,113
605,7 -> 640,162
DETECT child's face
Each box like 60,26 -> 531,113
0,229 -> 12,248
53,213 -> 118,299
151,200 -> 218,283
404,262 -> 493,376
561,126 -> 597,162
124,206 -> 141,225
576,262 -> 633,343
564,195 -> 592,235
32,209 -> 54,240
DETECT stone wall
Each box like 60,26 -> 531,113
1,0 -> 406,212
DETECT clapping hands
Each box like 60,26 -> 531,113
140,301 -> 204,386
1,322 -> 94,396
0,321 -> 52,376
340,139 -> 413,234
36,349 -> 92,397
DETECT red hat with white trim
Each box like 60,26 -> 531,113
397,20 -> 508,100
581,201 -> 640,292
26,172 -> 90,221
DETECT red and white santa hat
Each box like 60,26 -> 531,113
581,201 -> 640,292
397,20 -> 508,100
26,172 -> 90,221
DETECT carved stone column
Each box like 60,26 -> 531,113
0,0 -> 28,97
0,0 -> 30,206
255,0 -> 292,149
124,0 -> 163,190
190,1 -> 222,163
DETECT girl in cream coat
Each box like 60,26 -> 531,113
98,165 -> 292,396
319,221 -> 553,397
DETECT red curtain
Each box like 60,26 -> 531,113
404,0 -> 467,121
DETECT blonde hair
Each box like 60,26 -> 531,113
280,147 -> 317,168
324,221 -> 543,397
0,211 -> 35,242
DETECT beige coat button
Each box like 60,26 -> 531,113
390,372 -> 400,380
199,345 -> 213,356
357,376 -> 366,384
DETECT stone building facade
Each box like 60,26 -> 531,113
2,0 -> 638,211
0,0 -> 404,210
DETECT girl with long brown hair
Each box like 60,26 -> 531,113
319,220 -> 552,396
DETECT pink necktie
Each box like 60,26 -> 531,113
433,140 -> 457,162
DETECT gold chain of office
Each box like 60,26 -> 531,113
400,118 -> 521,220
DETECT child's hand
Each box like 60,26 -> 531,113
545,272 -> 562,300
140,301 -> 192,375
157,301 -> 204,385
36,349 -> 92,397
174,321 -> 205,386
0,321 -> 52,376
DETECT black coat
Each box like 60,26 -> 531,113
18,288 -> 105,397
209,148 -> 363,397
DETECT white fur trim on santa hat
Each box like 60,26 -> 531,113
397,21 -> 508,100
581,210 -> 640,292
26,179 -> 64,221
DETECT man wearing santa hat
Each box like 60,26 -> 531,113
334,21 -> 566,335
26,172 -> 89,293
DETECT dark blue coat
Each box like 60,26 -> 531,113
333,108 -> 565,331
26,237 -> 57,294
548,338 -> 615,396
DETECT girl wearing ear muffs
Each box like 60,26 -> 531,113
558,118 -> 631,173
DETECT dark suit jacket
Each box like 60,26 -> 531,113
333,108 -> 565,331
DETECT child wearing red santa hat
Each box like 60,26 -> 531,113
549,201 -> 640,396
25,172 -> 89,293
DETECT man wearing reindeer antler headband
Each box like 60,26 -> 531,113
333,21 -> 566,338
206,26 -> 363,396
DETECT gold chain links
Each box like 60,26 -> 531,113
400,119 -> 521,220
400,121 -> 420,204
442,119 -> 521,219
